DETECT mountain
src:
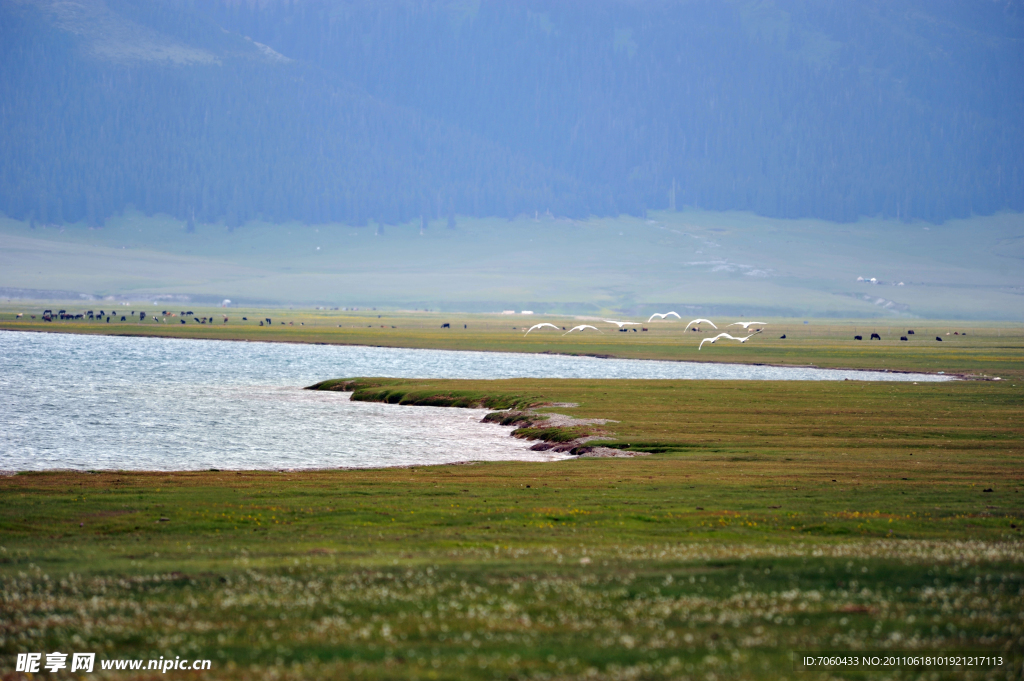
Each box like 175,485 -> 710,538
0,0 -> 586,228
1,0 -> 1022,227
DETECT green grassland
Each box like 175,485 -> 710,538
2,208 -> 1022,318
3,307 -> 1023,381
2,373 -> 1022,679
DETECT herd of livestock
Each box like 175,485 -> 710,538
9,308 -> 965,344
21,309 -> 227,325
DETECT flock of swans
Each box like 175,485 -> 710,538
523,312 -> 767,349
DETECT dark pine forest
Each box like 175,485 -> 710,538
1,0 -> 1022,228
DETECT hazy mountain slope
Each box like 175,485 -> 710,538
207,0 -> 1024,222
0,0 -> 586,228
1,0 -> 1021,228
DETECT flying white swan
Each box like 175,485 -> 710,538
685,318 -> 718,329
564,324 -> 602,335
729,321 -> 767,329
646,311 -> 681,323
524,322 -> 561,335
603,320 -> 642,328
699,331 -> 759,349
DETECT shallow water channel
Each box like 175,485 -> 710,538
0,330 -> 948,470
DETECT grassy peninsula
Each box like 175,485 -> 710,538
2,375 -> 1021,679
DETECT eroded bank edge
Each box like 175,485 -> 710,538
305,378 -> 639,458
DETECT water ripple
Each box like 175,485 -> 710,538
0,330 -> 947,471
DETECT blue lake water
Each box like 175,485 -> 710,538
0,330 -> 949,471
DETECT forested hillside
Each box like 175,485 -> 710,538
1,0 -> 1022,228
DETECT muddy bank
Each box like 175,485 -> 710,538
307,378 -> 641,458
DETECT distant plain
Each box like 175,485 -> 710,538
1,208 -> 1021,319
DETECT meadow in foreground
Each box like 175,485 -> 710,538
2,377 -> 1022,679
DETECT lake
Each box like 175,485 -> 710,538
0,330 -> 949,471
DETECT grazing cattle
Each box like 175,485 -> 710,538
954,332 -> 959,335
936,336 -> 942,341
259,321 -> 264,326
870,333 -> 881,340
140,312 -> 146,320
907,330 -> 915,334
900,336 -> 908,341
642,327 -> 648,332
854,335 -> 862,340
30,315 -> 35,319
463,324 -> 467,329
181,319 -> 186,324
779,334 -> 786,339
266,318 -> 272,325
120,316 -> 126,321
15,313 -> 22,318
962,332 -> 967,335
186,311 -> 194,316
242,317 -> 247,320
441,323 -> 450,328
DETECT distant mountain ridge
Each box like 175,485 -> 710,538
1,0 -> 1022,228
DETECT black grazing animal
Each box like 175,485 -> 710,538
900,336 -> 908,341
463,324 -> 467,329
936,336 -> 943,341
441,323 -> 450,328
120,316 -> 126,321
780,334 -> 786,339
854,335 -> 862,340
242,317 -> 247,321
266,318 -> 272,325
181,319 -> 186,324
870,333 -> 881,340
139,312 -> 146,320
186,311 -> 194,316
907,330 -> 915,334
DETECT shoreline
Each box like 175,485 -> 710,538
0,325 -> 969,379
307,378 -> 637,459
